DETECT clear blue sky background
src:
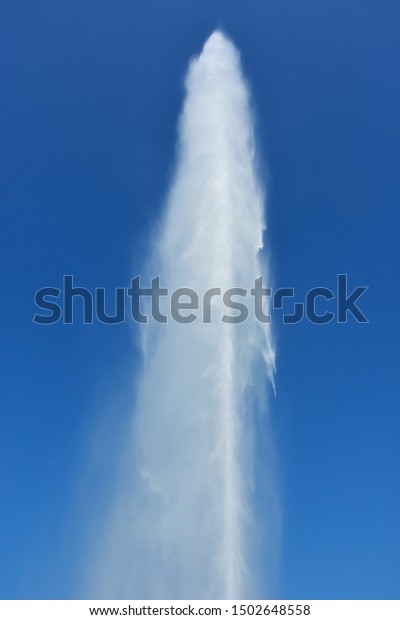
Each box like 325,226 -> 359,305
1,0 -> 399,600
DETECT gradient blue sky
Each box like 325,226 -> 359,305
1,0 -> 399,600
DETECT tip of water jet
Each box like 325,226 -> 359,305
208,29 -> 225,42
203,29 -> 233,51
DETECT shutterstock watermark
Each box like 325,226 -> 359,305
32,274 -> 369,325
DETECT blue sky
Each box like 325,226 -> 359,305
1,0 -> 399,599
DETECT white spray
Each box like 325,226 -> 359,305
89,31 -> 275,600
